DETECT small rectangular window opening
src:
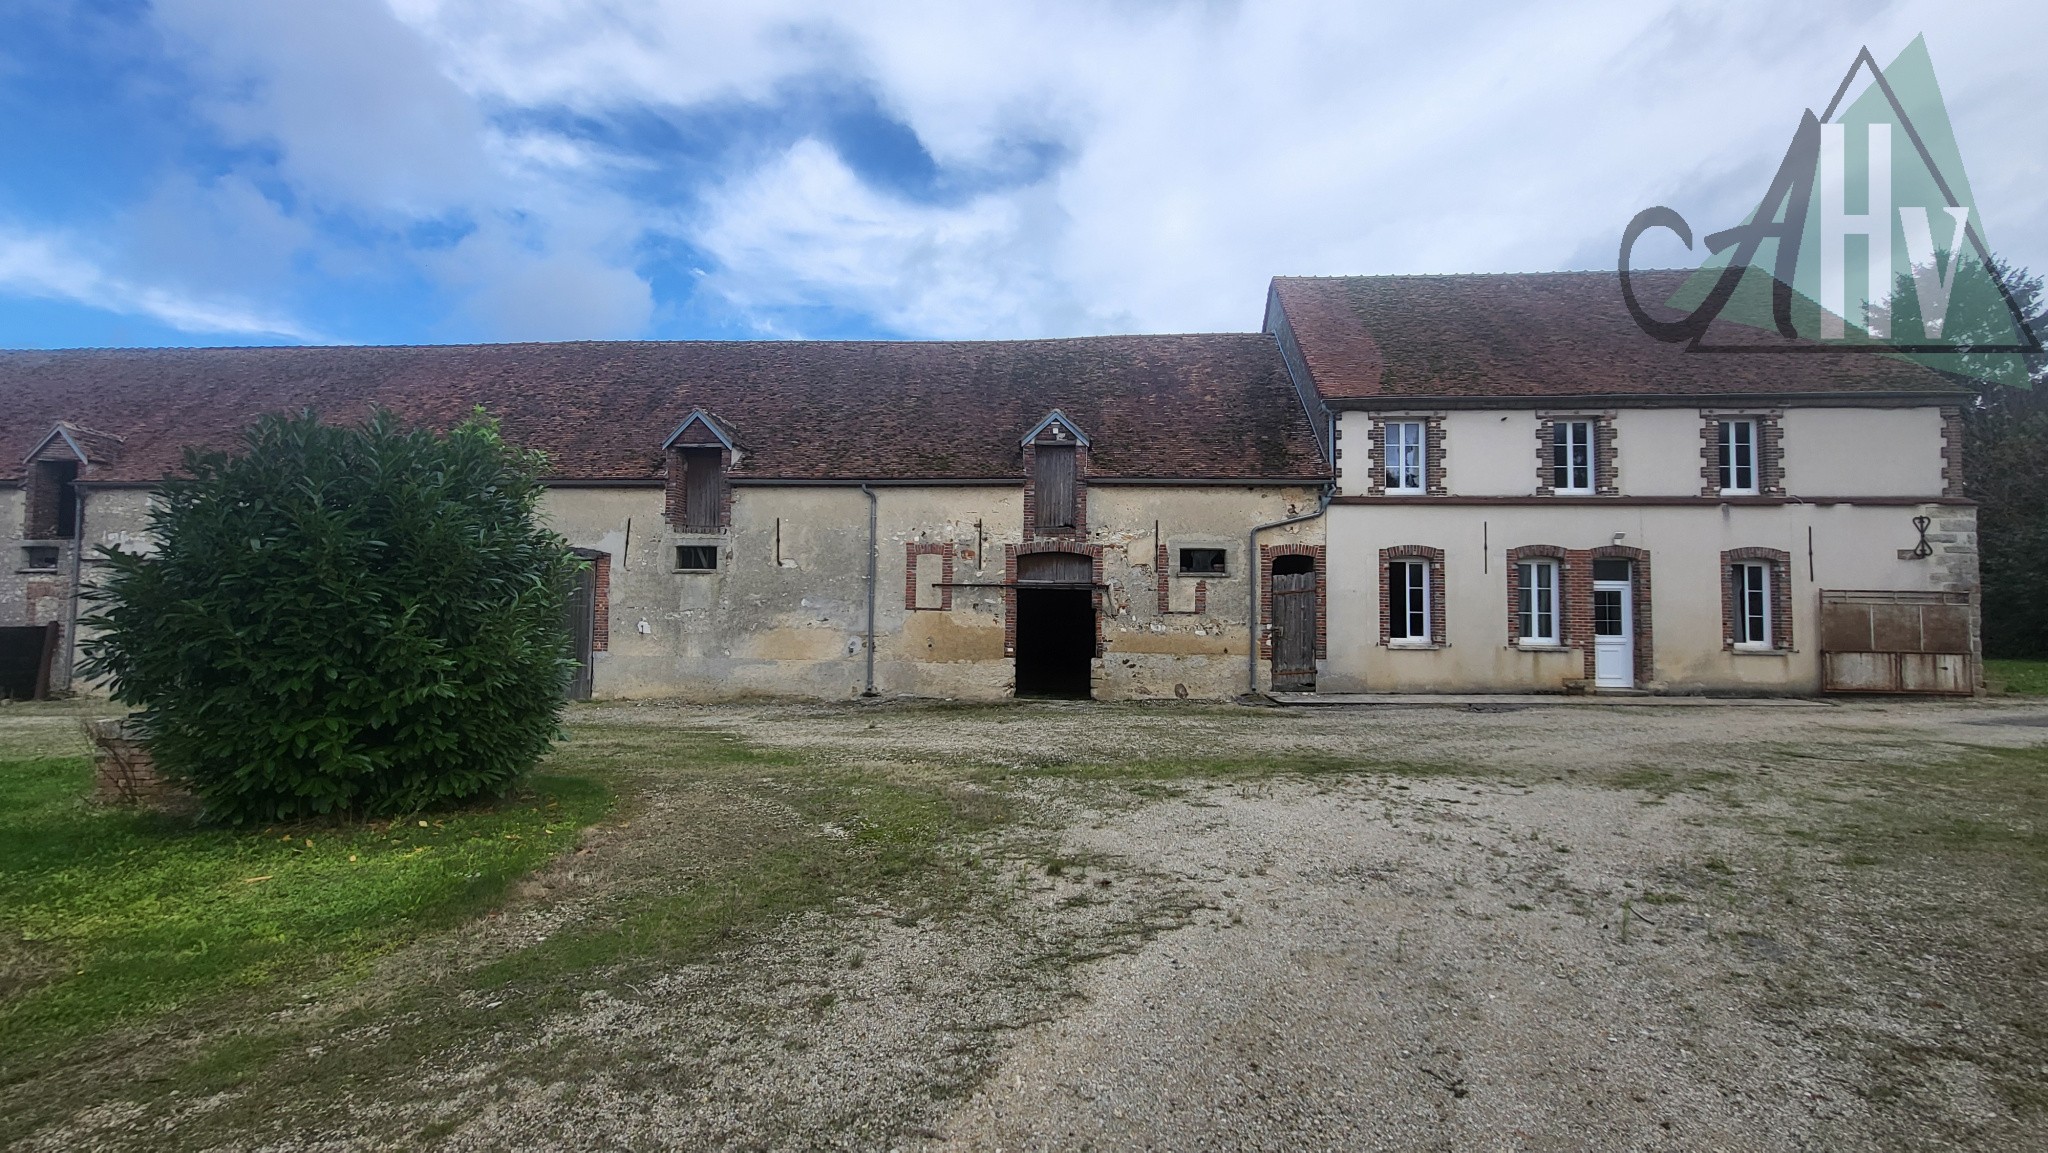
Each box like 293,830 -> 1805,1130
675,544 -> 719,571
1718,420 -> 1758,494
1178,547 -> 1226,575
1551,421 -> 1594,493
1517,559 -> 1559,644
1733,563 -> 1771,647
1388,559 -> 1429,644
1385,421 -> 1425,492
24,546 -> 59,570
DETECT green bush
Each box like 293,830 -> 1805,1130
80,409 -> 580,823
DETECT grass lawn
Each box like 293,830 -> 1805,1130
0,710 -> 612,1080
1986,658 -> 2048,695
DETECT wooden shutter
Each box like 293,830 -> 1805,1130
1034,446 -> 1076,532
682,448 -> 723,531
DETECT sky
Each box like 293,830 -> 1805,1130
0,0 -> 2041,349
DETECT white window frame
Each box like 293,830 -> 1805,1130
1176,546 -> 1229,576
1551,420 -> 1594,494
1719,419 -> 1759,495
1388,558 -> 1431,646
1384,420 -> 1425,493
1516,559 -> 1561,646
1732,562 -> 1772,649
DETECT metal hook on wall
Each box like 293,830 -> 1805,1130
1909,515 -> 1934,559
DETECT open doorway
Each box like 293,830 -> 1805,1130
1014,551 -> 1095,698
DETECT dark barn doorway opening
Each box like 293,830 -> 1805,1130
0,624 -> 60,700
1014,552 -> 1095,699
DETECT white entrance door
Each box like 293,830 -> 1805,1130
1593,580 -> 1634,688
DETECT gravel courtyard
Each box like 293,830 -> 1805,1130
10,695 -> 2047,1151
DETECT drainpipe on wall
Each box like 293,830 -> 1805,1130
861,484 -> 878,696
1246,485 -> 1335,697
61,484 -> 86,694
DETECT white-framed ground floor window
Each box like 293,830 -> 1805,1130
1732,562 -> 1771,648
1515,558 -> 1560,645
1722,547 -> 1792,651
1379,546 -> 1445,647
1389,558 -> 1429,643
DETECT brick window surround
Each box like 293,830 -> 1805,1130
1154,541 -> 1210,615
1022,440 -> 1088,539
1257,544 -> 1327,660
1720,547 -> 1794,651
905,542 -> 956,610
664,445 -> 732,531
1506,544 -> 1569,647
1697,410 -> 1785,497
1378,545 -> 1446,646
1364,415 -> 1447,497
1507,544 -> 1655,684
1534,413 -> 1618,496
1003,542 -> 1104,657
592,552 -> 611,652
1940,405 -> 1965,498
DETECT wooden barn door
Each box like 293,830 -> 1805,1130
1270,567 -> 1318,691
564,556 -> 597,701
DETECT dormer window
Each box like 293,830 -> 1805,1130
1022,409 -> 1090,538
26,459 -> 79,539
662,410 -> 737,533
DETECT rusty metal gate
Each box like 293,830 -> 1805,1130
1270,570 -> 1318,692
1818,589 -> 1973,695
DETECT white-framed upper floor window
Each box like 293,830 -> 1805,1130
1718,419 -> 1759,494
1388,558 -> 1430,644
1516,559 -> 1560,645
1551,420 -> 1594,493
1732,562 -> 1772,648
1385,421 -> 1425,492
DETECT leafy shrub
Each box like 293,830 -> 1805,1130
81,409 -> 580,822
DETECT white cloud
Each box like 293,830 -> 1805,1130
0,225 -> 329,341
693,138 -> 1095,338
379,0 -> 2048,338
22,0 -> 2046,342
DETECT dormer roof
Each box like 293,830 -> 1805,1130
26,422 -> 122,467
1021,409 -> 1090,447
661,409 -> 737,453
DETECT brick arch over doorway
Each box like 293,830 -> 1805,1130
1257,544 -> 1327,661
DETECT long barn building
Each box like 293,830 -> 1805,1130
0,272 -> 1980,700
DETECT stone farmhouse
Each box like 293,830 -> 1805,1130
0,272 -> 1978,701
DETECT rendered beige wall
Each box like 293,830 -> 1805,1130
541,483 -> 1321,701
1335,405 -> 1949,499
1322,500 -> 1972,694
1780,407 -> 1946,496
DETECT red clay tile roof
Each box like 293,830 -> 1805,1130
1269,272 -> 1963,402
0,335 -> 1327,486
